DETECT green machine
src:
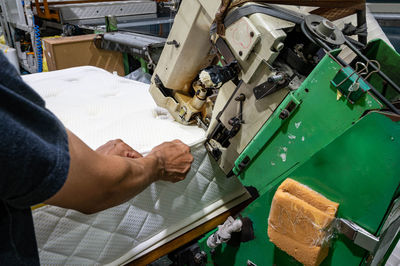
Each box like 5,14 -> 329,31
149,1 -> 400,265
196,39 -> 400,265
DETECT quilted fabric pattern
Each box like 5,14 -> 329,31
23,67 -> 247,265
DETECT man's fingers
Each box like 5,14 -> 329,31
172,139 -> 184,145
149,139 -> 194,183
168,173 -> 187,183
97,139 -> 143,158
126,150 -> 143,158
182,165 -> 191,175
120,143 -> 143,158
172,140 -> 191,153
117,142 -> 143,158
118,142 -> 132,151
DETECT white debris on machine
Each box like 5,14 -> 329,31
280,153 -> 287,162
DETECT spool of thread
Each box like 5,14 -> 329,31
0,44 -> 20,74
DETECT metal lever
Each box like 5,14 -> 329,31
337,218 -> 379,253
232,93 -> 245,125
227,93 -> 246,138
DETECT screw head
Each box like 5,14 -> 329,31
194,251 -> 207,263
279,109 -> 290,120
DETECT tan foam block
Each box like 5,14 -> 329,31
269,190 -> 335,245
268,226 -> 329,266
268,178 -> 339,266
279,178 -> 339,216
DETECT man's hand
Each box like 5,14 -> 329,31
95,139 -> 193,183
45,130 -> 194,214
147,140 -> 194,183
96,139 -> 142,158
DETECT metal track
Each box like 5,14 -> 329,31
51,0 -> 157,23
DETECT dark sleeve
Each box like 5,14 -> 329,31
0,53 -> 70,209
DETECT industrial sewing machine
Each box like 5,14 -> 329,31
149,0 -> 374,175
149,0 -> 400,265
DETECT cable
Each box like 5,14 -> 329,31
33,18 -> 42,72
300,21 -> 400,114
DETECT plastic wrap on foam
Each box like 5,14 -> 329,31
267,178 -> 339,266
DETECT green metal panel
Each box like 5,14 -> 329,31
289,113 -> 400,233
233,50 -> 381,194
200,113 -> 400,265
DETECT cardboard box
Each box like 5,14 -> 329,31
43,34 -> 125,75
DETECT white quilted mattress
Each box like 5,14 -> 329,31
22,67 -> 249,265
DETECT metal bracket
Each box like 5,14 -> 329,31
337,219 -> 379,253
337,207 -> 400,266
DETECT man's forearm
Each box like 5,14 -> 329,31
92,154 -> 162,213
45,130 -> 161,214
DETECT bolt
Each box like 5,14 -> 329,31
239,51 -> 243,56
391,136 -> 395,141
250,31 -> 254,37
167,40 -> 180,48
235,93 -> 246,102
279,109 -> 290,120
268,74 -> 284,84
194,251 -> 207,263
194,253 -> 202,263
273,42 -> 284,52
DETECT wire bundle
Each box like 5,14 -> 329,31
34,23 -> 42,72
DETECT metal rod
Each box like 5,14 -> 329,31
345,38 -> 400,95
356,8 -> 367,45
382,81 -> 388,97
370,87 -> 400,114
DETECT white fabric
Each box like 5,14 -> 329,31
23,67 -> 248,265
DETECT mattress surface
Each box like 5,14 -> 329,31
23,67 -> 248,265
